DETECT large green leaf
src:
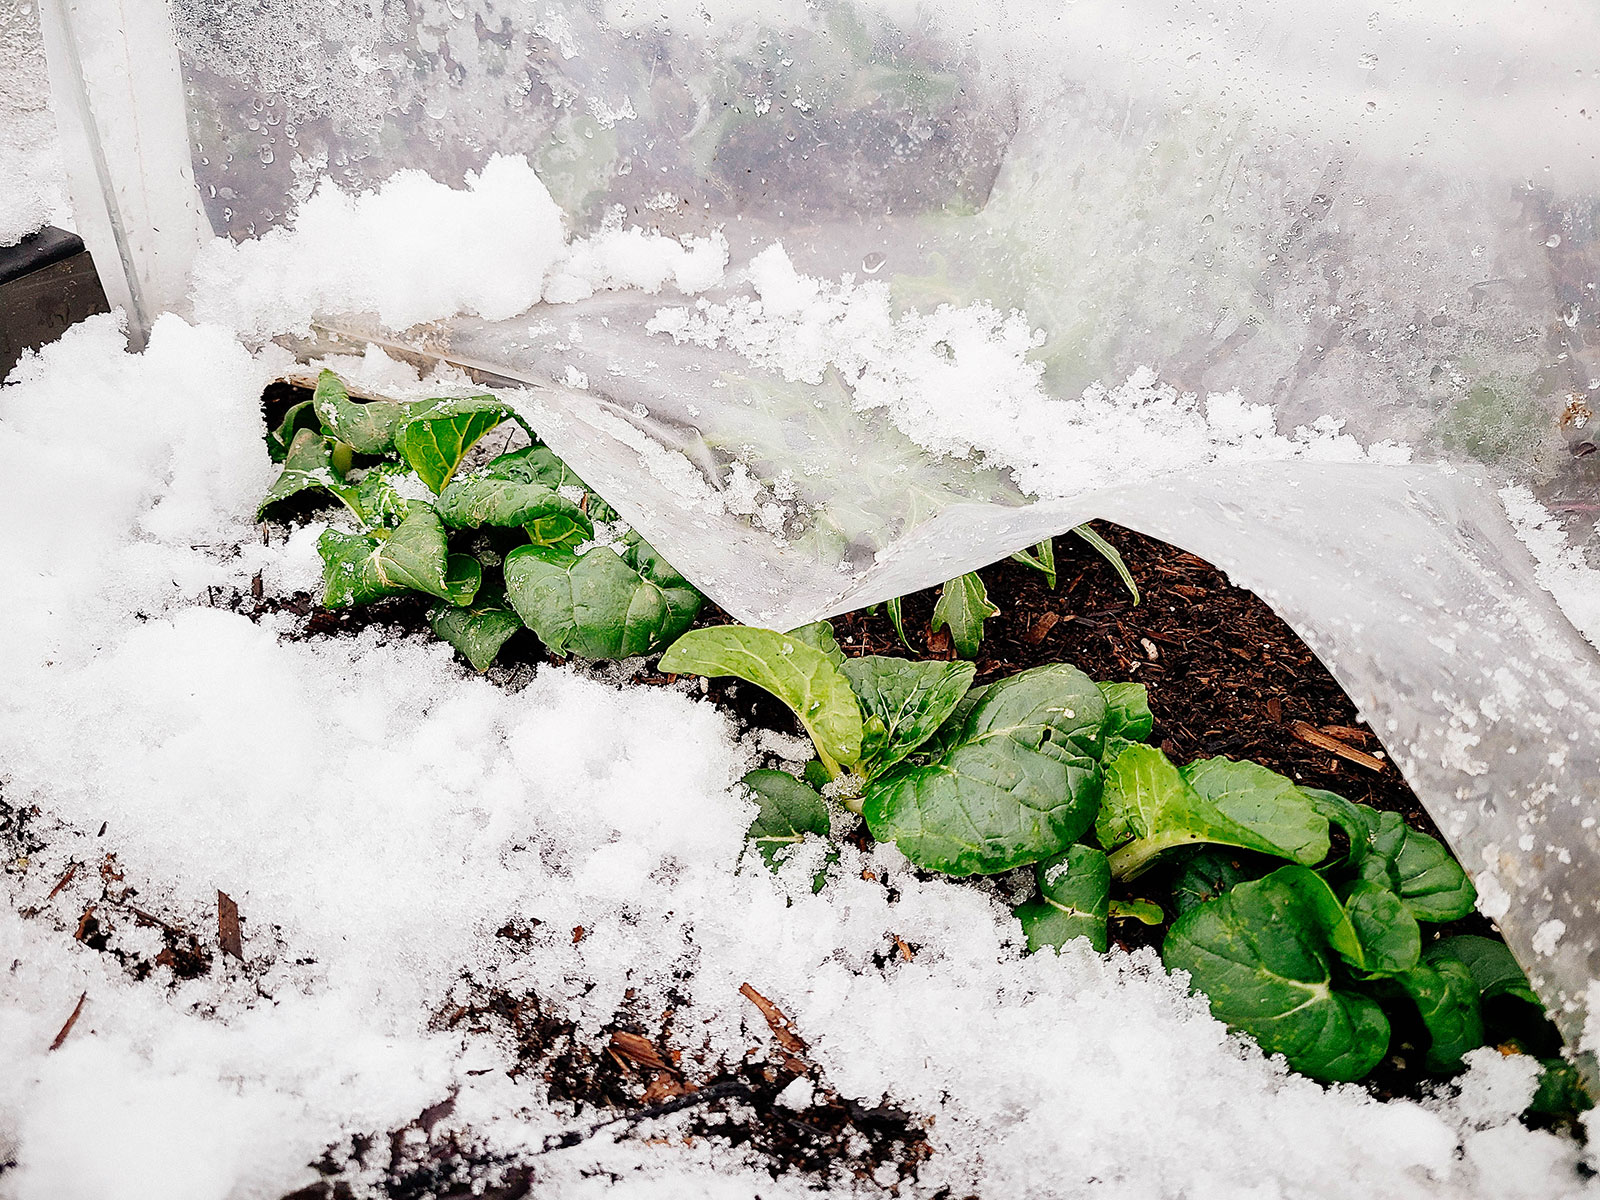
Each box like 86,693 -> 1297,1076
658,625 -> 863,774
788,621 -> 847,668
311,369 -> 416,455
742,769 -> 831,868
505,537 -> 703,661
1396,957 -> 1485,1071
841,656 -> 976,777
1427,935 -> 1538,1005
1389,826 -> 1476,922
429,588 -> 523,672
1171,848 -> 1250,916
352,462 -> 415,530
258,428 -> 360,520
860,663 -> 1106,876
317,506 -> 466,608
396,396 -> 517,493
1163,869 -> 1391,1082
931,572 -> 999,658
1096,746 -> 1329,880
1098,681 -> 1153,760
437,473 -> 592,550
1014,844 -> 1110,953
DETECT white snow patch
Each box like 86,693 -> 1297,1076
1501,483 -> 1600,653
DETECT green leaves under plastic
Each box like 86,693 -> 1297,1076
1098,681 -> 1153,759
658,625 -> 863,774
1015,844 -> 1110,954
932,572 -> 998,658
1096,746 -> 1329,880
860,663 -> 1106,876
841,656 -> 976,777
429,586 -> 522,672
396,396 -> 518,493
1163,868 -> 1391,1082
1428,935 -> 1539,1005
484,445 -> 617,519
1397,956 -> 1485,1071
312,369 -> 417,455
437,472 -> 592,550
742,769 -> 831,868
505,537 -> 703,661
258,428 -> 360,520
317,506 -> 475,609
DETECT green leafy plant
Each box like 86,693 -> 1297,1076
258,369 -> 704,670
661,618 -> 1565,1096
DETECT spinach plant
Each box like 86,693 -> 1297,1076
663,618 -> 1563,1096
258,369 -> 704,669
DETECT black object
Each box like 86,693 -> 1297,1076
0,226 -> 111,378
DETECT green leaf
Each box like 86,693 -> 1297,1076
505,538 -> 703,661
442,553 -> 482,607
802,759 -> 833,791
437,473 -> 593,551
658,626 -> 863,774
311,369 -> 415,455
931,572 -> 998,658
1389,826 -> 1476,922
316,506 -> 457,609
788,621 -> 846,668
257,428 -> 361,520
1098,681 -> 1153,759
267,399 -> 320,463
1097,747 -> 1330,880
1110,898 -> 1165,925
484,445 -> 619,522
352,462 -> 415,530
1427,935 -> 1539,1006
1015,844 -> 1110,953
1171,848 -> 1250,916
1270,866 -> 1420,978
1163,869 -> 1392,1082
1009,538 -> 1057,589
742,769 -> 831,868
396,396 -> 517,493
429,588 -> 523,671
885,596 -> 914,651
861,663 -> 1106,876
840,656 -> 976,777
1396,957 -> 1485,1071
1072,524 -> 1139,605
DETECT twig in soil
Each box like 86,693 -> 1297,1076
739,983 -> 807,1055
609,1031 -> 672,1073
44,862 -> 77,901
1289,721 -> 1386,772
217,890 -> 244,960
48,992 -> 87,1052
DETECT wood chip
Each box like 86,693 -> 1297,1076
1320,724 -> 1373,744
1024,611 -> 1061,645
48,992 -> 87,1052
894,936 -> 915,963
1289,721 -> 1386,772
739,982 -> 808,1055
572,925 -> 586,944
609,1031 -> 672,1073
217,890 -> 244,960
1265,697 -> 1283,722
45,862 -> 78,902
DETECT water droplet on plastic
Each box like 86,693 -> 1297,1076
259,146 -> 274,165
1547,234 -> 1563,248
1199,213 -> 1215,227
862,251 -> 886,275
446,0 -> 467,17
1357,52 -> 1378,70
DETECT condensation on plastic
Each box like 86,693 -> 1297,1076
44,0 -> 1600,1064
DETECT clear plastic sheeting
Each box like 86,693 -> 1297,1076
41,0 -> 1600,1061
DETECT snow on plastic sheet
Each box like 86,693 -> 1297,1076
3,316 -> 1598,1197
0,2 -> 67,245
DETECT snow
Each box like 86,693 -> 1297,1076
1,313 -> 1596,1198
647,245 -> 1412,503
1501,484 -> 1600,654
190,155 -> 728,338
0,2 -> 68,245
